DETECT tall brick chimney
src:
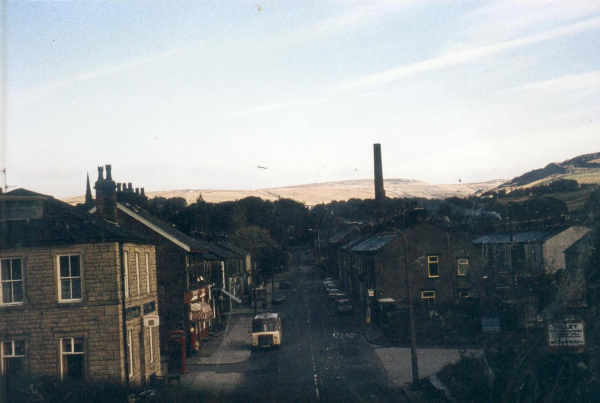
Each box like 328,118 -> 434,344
94,164 -> 118,223
373,143 -> 386,219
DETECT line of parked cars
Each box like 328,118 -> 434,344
323,278 -> 353,314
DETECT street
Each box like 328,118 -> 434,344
183,254 -> 475,403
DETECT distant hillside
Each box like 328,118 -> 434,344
494,152 -> 600,192
62,178 -> 506,207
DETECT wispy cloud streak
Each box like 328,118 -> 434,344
508,70 -> 600,94
16,42 -> 198,100
338,17 -> 600,92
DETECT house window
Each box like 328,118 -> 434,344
124,252 -> 129,298
58,255 -> 82,302
421,290 -> 436,305
145,253 -> 151,294
61,337 -> 84,380
127,330 -> 134,377
459,291 -> 470,298
1,258 -> 23,305
457,259 -> 469,276
427,255 -> 439,278
135,253 -> 141,295
1,341 -> 25,377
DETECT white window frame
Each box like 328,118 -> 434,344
1,340 -> 25,375
149,328 -> 154,364
135,253 -> 141,296
60,337 -> 84,380
457,258 -> 469,276
124,252 -> 129,298
427,255 -> 440,278
145,252 -> 151,294
1,257 -> 24,305
57,254 -> 82,303
128,330 -> 134,377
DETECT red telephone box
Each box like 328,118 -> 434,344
168,330 -> 187,374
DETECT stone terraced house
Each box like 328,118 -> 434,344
0,182 -> 161,389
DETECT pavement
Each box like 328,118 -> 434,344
186,308 -> 255,366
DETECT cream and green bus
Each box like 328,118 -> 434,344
251,313 -> 282,349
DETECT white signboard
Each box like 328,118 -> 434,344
190,302 -> 202,312
547,321 -> 587,353
144,314 -> 160,328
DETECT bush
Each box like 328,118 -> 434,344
437,355 -> 492,402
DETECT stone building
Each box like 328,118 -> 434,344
0,184 -> 161,388
472,226 -> 590,291
346,222 -> 482,312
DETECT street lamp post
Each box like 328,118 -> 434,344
390,228 -> 420,384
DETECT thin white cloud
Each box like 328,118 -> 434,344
465,0 -> 600,43
338,17 -> 600,92
15,41 -> 199,101
226,90 -> 382,119
508,70 -> 600,94
260,1 -> 417,51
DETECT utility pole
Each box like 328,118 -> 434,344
390,228 -> 420,384
252,261 -> 257,316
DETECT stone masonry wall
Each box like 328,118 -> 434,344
0,242 -> 161,384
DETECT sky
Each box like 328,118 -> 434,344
2,0 -> 600,198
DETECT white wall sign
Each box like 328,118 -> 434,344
547,321 -> 587,353
144,314 -> 160,327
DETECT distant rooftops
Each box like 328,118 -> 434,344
1,188 -> 148,249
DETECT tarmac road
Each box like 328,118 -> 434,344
185,256 -> 408,403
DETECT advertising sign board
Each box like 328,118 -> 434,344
547,321 -> 587,354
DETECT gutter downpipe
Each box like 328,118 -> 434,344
390,229 -> 420,384
119,242 -> 130,389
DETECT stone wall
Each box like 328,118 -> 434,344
0,241 -> 161,384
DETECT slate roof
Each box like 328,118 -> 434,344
328,227 -> 358,244
117,204 -> 210,253
1,189 -> 148,249
351,233 -> 399,253
216,242 -> 250,257
340,235 -> 371,251
472,227 -> 570,244
206,243 -> 240,260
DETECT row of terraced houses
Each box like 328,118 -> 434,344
0,165 -> 252,389
327,221 -> 591,330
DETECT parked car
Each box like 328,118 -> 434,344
279,281 -> 290,289
333,293 -> 348,303
328,288 -> 343,299
325,282 -> 337,292
272,292 -> 286,304
336,299 -> 353,314
323,278 -> 333,285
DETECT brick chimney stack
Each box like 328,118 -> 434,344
94,164 -> 118,223
373,143 -> 386,219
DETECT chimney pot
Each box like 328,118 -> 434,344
97,166 -> 104,182
105,165 -> 113,181
128,183 -> 133,191
135,188 -> 139,195
117,183 -> 122,192
141,188 -> 145,197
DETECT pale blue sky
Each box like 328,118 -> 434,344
3,1 -> 600,197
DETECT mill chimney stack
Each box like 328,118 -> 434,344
373,143 -> 386,219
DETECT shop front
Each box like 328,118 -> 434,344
184,286 -> 214,354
